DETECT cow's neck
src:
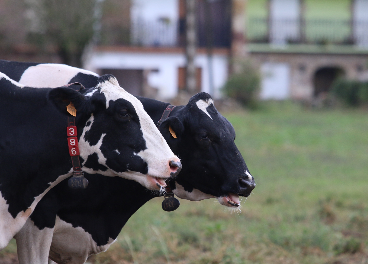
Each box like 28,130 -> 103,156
137,96 -> 184,123
34,174 -> 157,246
0,87 -> 78,217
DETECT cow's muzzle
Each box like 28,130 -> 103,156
238,178 -> 256,197
169,160 -> 182,178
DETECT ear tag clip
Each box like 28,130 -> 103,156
67,102 -> 77,117
169,126 -> 177,139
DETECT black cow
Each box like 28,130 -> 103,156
0,60 -> 255,264
0,71 -> 180,251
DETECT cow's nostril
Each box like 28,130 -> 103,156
238,178 -> 250,188
238,178 -> 256,197
169,160 -> 182,177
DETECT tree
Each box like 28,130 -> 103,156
28,0 -> 99,67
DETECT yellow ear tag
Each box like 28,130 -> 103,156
169,126 -> 177,139
66,102 -> 77,117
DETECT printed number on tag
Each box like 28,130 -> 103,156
67,126 -> 77,137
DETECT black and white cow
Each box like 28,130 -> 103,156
0,60 -> 255,263
0,71 -> 180,251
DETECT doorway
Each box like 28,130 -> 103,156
313,67 -> 345,97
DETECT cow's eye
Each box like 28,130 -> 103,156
115,109 -> 131,122
200,133 -> 211,142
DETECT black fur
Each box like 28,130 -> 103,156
0,60 -> 38,82
0,70 -> 158,250
0,61 -> 255,256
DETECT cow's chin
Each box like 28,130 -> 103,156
217,194 -> 240,208
173,183 -> 241,208
118,171 -> 168,191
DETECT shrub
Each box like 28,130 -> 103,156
222,62 -> 260,109
331,78 -> 368,107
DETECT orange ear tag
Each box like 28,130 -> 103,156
169,126 -> 177,138
66,102 -> 77,117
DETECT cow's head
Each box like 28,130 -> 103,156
49,75 -> 181,190
160,92 -> 255,208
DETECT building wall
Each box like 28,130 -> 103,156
85,48 -> 228,100
250,52 -> 368,100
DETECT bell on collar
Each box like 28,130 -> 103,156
162,192 -> 180,211
68,171 -> 89,189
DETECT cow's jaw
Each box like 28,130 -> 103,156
147,175 -> 167,189
173,183 -> 242,208
118,171 -> 168,190
218,194 -> 240,208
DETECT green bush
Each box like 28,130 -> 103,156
331,78 -> 368,107
222,62 -> 260,109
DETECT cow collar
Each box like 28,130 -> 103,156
157,105 -> 181,212
157,104 -> 175,127
65,83 -> 88,189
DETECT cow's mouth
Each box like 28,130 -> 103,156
147,175 -> 167,189
219,193 -> 240,208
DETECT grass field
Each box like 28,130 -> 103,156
2,102 -> 368,264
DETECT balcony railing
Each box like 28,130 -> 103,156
131,18 -> 180,47
100,18 -> 230,48
247,18 -> 368,47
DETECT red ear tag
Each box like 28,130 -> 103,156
67,126 -> 77,137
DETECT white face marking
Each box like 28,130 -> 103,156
14,67 -> 180,191
0,171 -> 71,249
19,64 -> 98,88
95,76 -> 180,189
196,99 -> 214,119
246,171 -> 253,180
78,116 -> 108,175
85,88 -> 98,97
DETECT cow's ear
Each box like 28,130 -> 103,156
48,87 -> 92,116
161,116 -> 184,139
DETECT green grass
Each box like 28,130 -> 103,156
3,102 -> 368,263
89,102 -> 368,264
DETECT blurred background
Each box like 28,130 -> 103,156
0,0 -> 367,263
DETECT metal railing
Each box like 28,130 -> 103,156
131,18 -> 180,47
247,18 -> 368,46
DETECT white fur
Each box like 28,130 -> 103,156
78,115 -> 110,175
16,65 -> 180,189
196,99 -> 214,119
48,217 -> 115,264
173,183 -> 215,201
96,76 -> 180,189
15,220 -> 54,264
19,64 -> 98,88
85,88 -> 98,97
0,171 -> 72,250
0,72 -> 25,87
173,183 -> 241,209
246,170 -> 253,181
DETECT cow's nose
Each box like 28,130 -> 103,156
238,178 -> 256,197
169,160 -> 182,178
